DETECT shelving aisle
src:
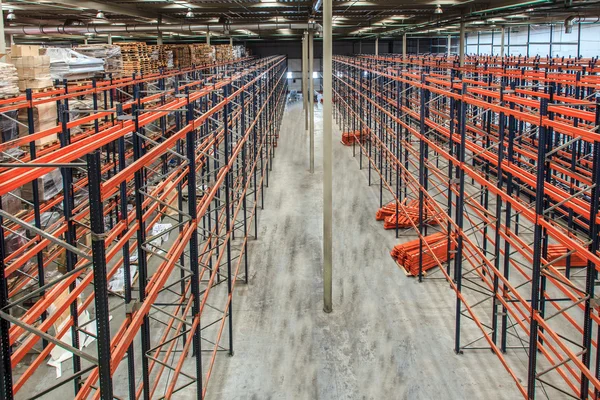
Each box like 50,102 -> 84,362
209,100 -> 520,399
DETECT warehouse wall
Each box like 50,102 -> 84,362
465,23 -> 600,57
247,37 -> 454,94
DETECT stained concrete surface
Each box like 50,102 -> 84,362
207,100 -> 522,399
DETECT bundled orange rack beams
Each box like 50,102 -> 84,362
390,233 -> 455,276
341,130 -> 366,145
376,198 -> 440,229
547,244 -> 587,268
376,200 -> 405,220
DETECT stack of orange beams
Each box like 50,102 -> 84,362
547,244 -> 586,268
341,130 -> 366,146
390,233 -> 455,276
376,199 -> 439,229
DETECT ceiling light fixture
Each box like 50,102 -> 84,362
434,5 -> 443,14
6,9 -> 16,21
186,8 -> 194,18
96,10 -> 105,19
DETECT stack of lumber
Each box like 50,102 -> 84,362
341,130 -> 367,145
116,42 -> 151,74
0,62 -> 20,98
215,44 -> 233,62
76,44 -> 123,75
390,233 -> 455,276
148,45 -> 168,70
376,198 -> 440,229
169,45 -> 191,68
546,244 -> 587,268
189,44 -> 214,65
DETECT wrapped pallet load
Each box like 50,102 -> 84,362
75,44 -> 123,76
0,110 -> 21,160
45,48 -> 104,81
22,169 -> 63,202
0,63 -> 20,98
233,45 -> 247,60
9,45 -> 53,91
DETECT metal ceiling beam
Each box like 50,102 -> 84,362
55,0 -> 181,24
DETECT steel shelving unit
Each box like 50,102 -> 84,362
0,55 -> 287,399
334,53 -> 600,399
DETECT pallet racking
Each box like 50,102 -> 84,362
334,54 -> 600,399
0,55 -> 287,399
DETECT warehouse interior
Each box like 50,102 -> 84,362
1,0 -> 600,399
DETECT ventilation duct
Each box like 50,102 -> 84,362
3,22 -> 321,36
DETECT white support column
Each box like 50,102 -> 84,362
447,34 -> 451,57
107,33 -> 113,45
402,33 -> 407,58
0,0 -> 6,59
500,26 -> 505,57
375,37 -> 379,56
84,38 -> 88,45
157,31 -> 163,45
323,0 -> 333,314
309,29 -> 315,174
459,21 -> 465,67
207,32 -> 211,45
303,32 -> 308,130
230,36 -> 233,46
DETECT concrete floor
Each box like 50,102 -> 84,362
207,100 -> 522,399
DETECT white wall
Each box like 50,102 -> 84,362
465,23 -> 600,58
286,58 -> 323,92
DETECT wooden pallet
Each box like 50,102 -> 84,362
29,86 -> 54,93
395,260 -> 428,277
20,137 -> 59,150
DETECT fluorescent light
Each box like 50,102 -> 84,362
287,71 -> 292,79
312,71 -> 318,78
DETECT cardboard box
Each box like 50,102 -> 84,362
18,102 -> 57,146
12,55 -> 50,68
17,78 -> 53,91
11,45 -> 41,57
17,66 -> 47,80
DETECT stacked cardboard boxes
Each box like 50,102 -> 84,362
10,45 -> 53,91
17,102 -> 58,147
